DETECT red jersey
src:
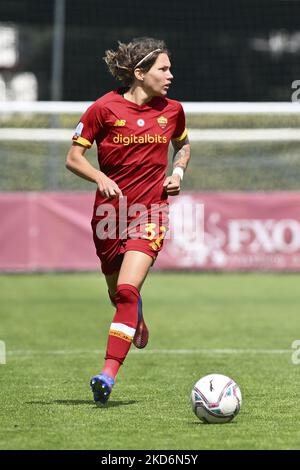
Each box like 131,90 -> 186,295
72,89 -> 187,211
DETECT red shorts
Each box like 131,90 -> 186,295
91,203 -> 169,275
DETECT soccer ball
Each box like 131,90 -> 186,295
191,373 -> 242,424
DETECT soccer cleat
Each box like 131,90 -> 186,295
90,373 -> 115,405
133,296 -> 149,349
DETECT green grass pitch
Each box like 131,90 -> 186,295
0,272 -> 300,450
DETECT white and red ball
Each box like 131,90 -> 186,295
191,374 -> 242,424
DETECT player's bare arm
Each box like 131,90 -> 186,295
66,143 -> 123,198
163,136 -> 191,196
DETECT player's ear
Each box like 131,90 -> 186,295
134,68 -> 144,82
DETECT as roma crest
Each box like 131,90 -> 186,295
157,116 -> 168,129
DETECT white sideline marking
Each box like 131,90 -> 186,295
6,348 -> 291,357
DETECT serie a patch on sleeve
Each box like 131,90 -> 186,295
73,122 -> 84,138
72,122 -> 92,147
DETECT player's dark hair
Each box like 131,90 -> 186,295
103,37 -> 169,86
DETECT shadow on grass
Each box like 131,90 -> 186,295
26,399 -> 137,408
188,420 -> 238,426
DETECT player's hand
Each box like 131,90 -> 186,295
96,172 -> 123,199
163,174 -> 181,196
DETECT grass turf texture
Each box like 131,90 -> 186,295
0,272 -> 300,450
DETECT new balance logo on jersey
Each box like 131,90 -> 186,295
113,119 -> 126,127
113,133 -> 168,146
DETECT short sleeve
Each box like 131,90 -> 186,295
72,102 -> 104,148
172,103 -> 188,142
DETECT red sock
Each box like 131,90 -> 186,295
101,358 -> 121,380
104,283 -> 140,370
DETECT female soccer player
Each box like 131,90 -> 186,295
66,37 -> 190,405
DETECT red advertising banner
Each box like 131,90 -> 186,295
157,192 -> 300,271
1,192 -> 300,272
0,192 -> 97,271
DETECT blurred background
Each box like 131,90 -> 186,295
1,0 -> 300,101
1,0 -> 300,271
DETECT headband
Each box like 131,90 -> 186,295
134,49 -> 162,69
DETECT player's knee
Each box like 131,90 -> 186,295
115,283 -> 140,306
